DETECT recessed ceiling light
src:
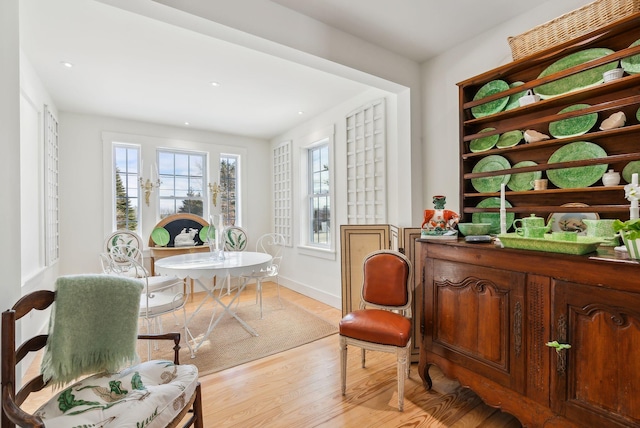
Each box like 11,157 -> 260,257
298,111 -> 304,115
184,122 -> 190,126
60,61 -> 73,68
210,81 -> 220,87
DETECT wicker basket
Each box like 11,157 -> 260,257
508,0 -> 640,60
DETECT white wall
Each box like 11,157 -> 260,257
421,0 -> 593,214
58,113 -> 271,275
105,0 -> 424,228
270,88 -> 394,307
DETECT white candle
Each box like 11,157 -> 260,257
632,173 -> 639,220
500,184 -> 507,234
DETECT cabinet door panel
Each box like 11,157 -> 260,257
428,259 -> 525,391
553,280 -> 640,427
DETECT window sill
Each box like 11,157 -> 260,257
297,245 -> 336,261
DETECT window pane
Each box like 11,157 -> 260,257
308,143 -> 330,246
113,144 -> 140,231
220,154 -> 239,225
158,149 -> 206,218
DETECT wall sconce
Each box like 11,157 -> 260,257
140,177 -> 160,206
209,182 -> 223,206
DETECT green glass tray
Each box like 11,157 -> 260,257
498,233 -> 603,255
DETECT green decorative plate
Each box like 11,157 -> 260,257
471,80 -> 509,118
621,39 -> 640,74
549,104 -> 597,138
151,227 -> 170,247
470,128 -> 499,152
496,130 -> 522,149
497,233 -> 602,255
471,155 -> 511,193
199,226 -> 212,242
507,161 -> 542,191
504,81 -> 526,111
547,141 -> 608,189
534,48 -> 618,99
623,161 -> 640,183
472,198 -> 515,235
636,106 -> 640,122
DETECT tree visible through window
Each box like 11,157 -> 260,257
158,150 -> 206,218
308,142 -> 330,246
219,154 -> 238,225
113,145 -> 139,231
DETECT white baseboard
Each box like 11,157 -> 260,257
278,276 -> 341,309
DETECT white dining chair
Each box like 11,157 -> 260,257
241,233 -> 286,319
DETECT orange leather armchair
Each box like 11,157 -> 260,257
339,250 -> 413,411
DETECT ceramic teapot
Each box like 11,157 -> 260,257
513,214 -> 551,232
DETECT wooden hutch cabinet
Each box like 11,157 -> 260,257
417,241 -> 640,427
418,13 -> 640,428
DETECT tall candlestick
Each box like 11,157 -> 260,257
500,183 -> 507,234
632,173 -> 639,220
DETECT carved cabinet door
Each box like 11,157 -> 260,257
424,259 -> 526,393
552,280 -> 640,428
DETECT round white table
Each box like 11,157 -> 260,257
155,251 -> 272,357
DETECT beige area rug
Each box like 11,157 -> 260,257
140,295 -> 338,376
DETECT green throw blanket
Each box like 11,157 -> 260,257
40,274 -> 143,387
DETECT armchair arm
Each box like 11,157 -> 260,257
2,384 -> 45,428
137,332 -> 181,364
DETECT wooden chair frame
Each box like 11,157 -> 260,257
339,250 -> 413,411
1,290 -> 204,428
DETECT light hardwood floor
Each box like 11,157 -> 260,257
21,282 -> 522,427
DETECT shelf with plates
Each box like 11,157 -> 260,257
458,13 -> 640,228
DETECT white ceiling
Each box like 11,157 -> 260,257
19,0 -> 549,140
269,0 -> 547,63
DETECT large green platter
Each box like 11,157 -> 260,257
473,198 -> 515,235
623,160 -> 640,183
471,80 -> 509,118
547,141 -> 608,189
621,39 -> 640,74
470,128 -> 499,153
534,48 -> 618,99
507,161 -> 542,191
549,104 -> 597,138
497,233 -> 602,255
504,81 -> 526,111
496,130 -> 522,149
471,155 -> 511,193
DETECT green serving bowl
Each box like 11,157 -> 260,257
457,223 -> 492,236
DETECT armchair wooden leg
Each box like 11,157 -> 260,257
339,336 -> 347,395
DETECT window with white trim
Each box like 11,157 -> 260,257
307,141 -> 330,247
158,149 -> 206,218
113,144 -> 140,231
219,154 -> 239,225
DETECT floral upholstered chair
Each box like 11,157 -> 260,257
1,274 -> 203,428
